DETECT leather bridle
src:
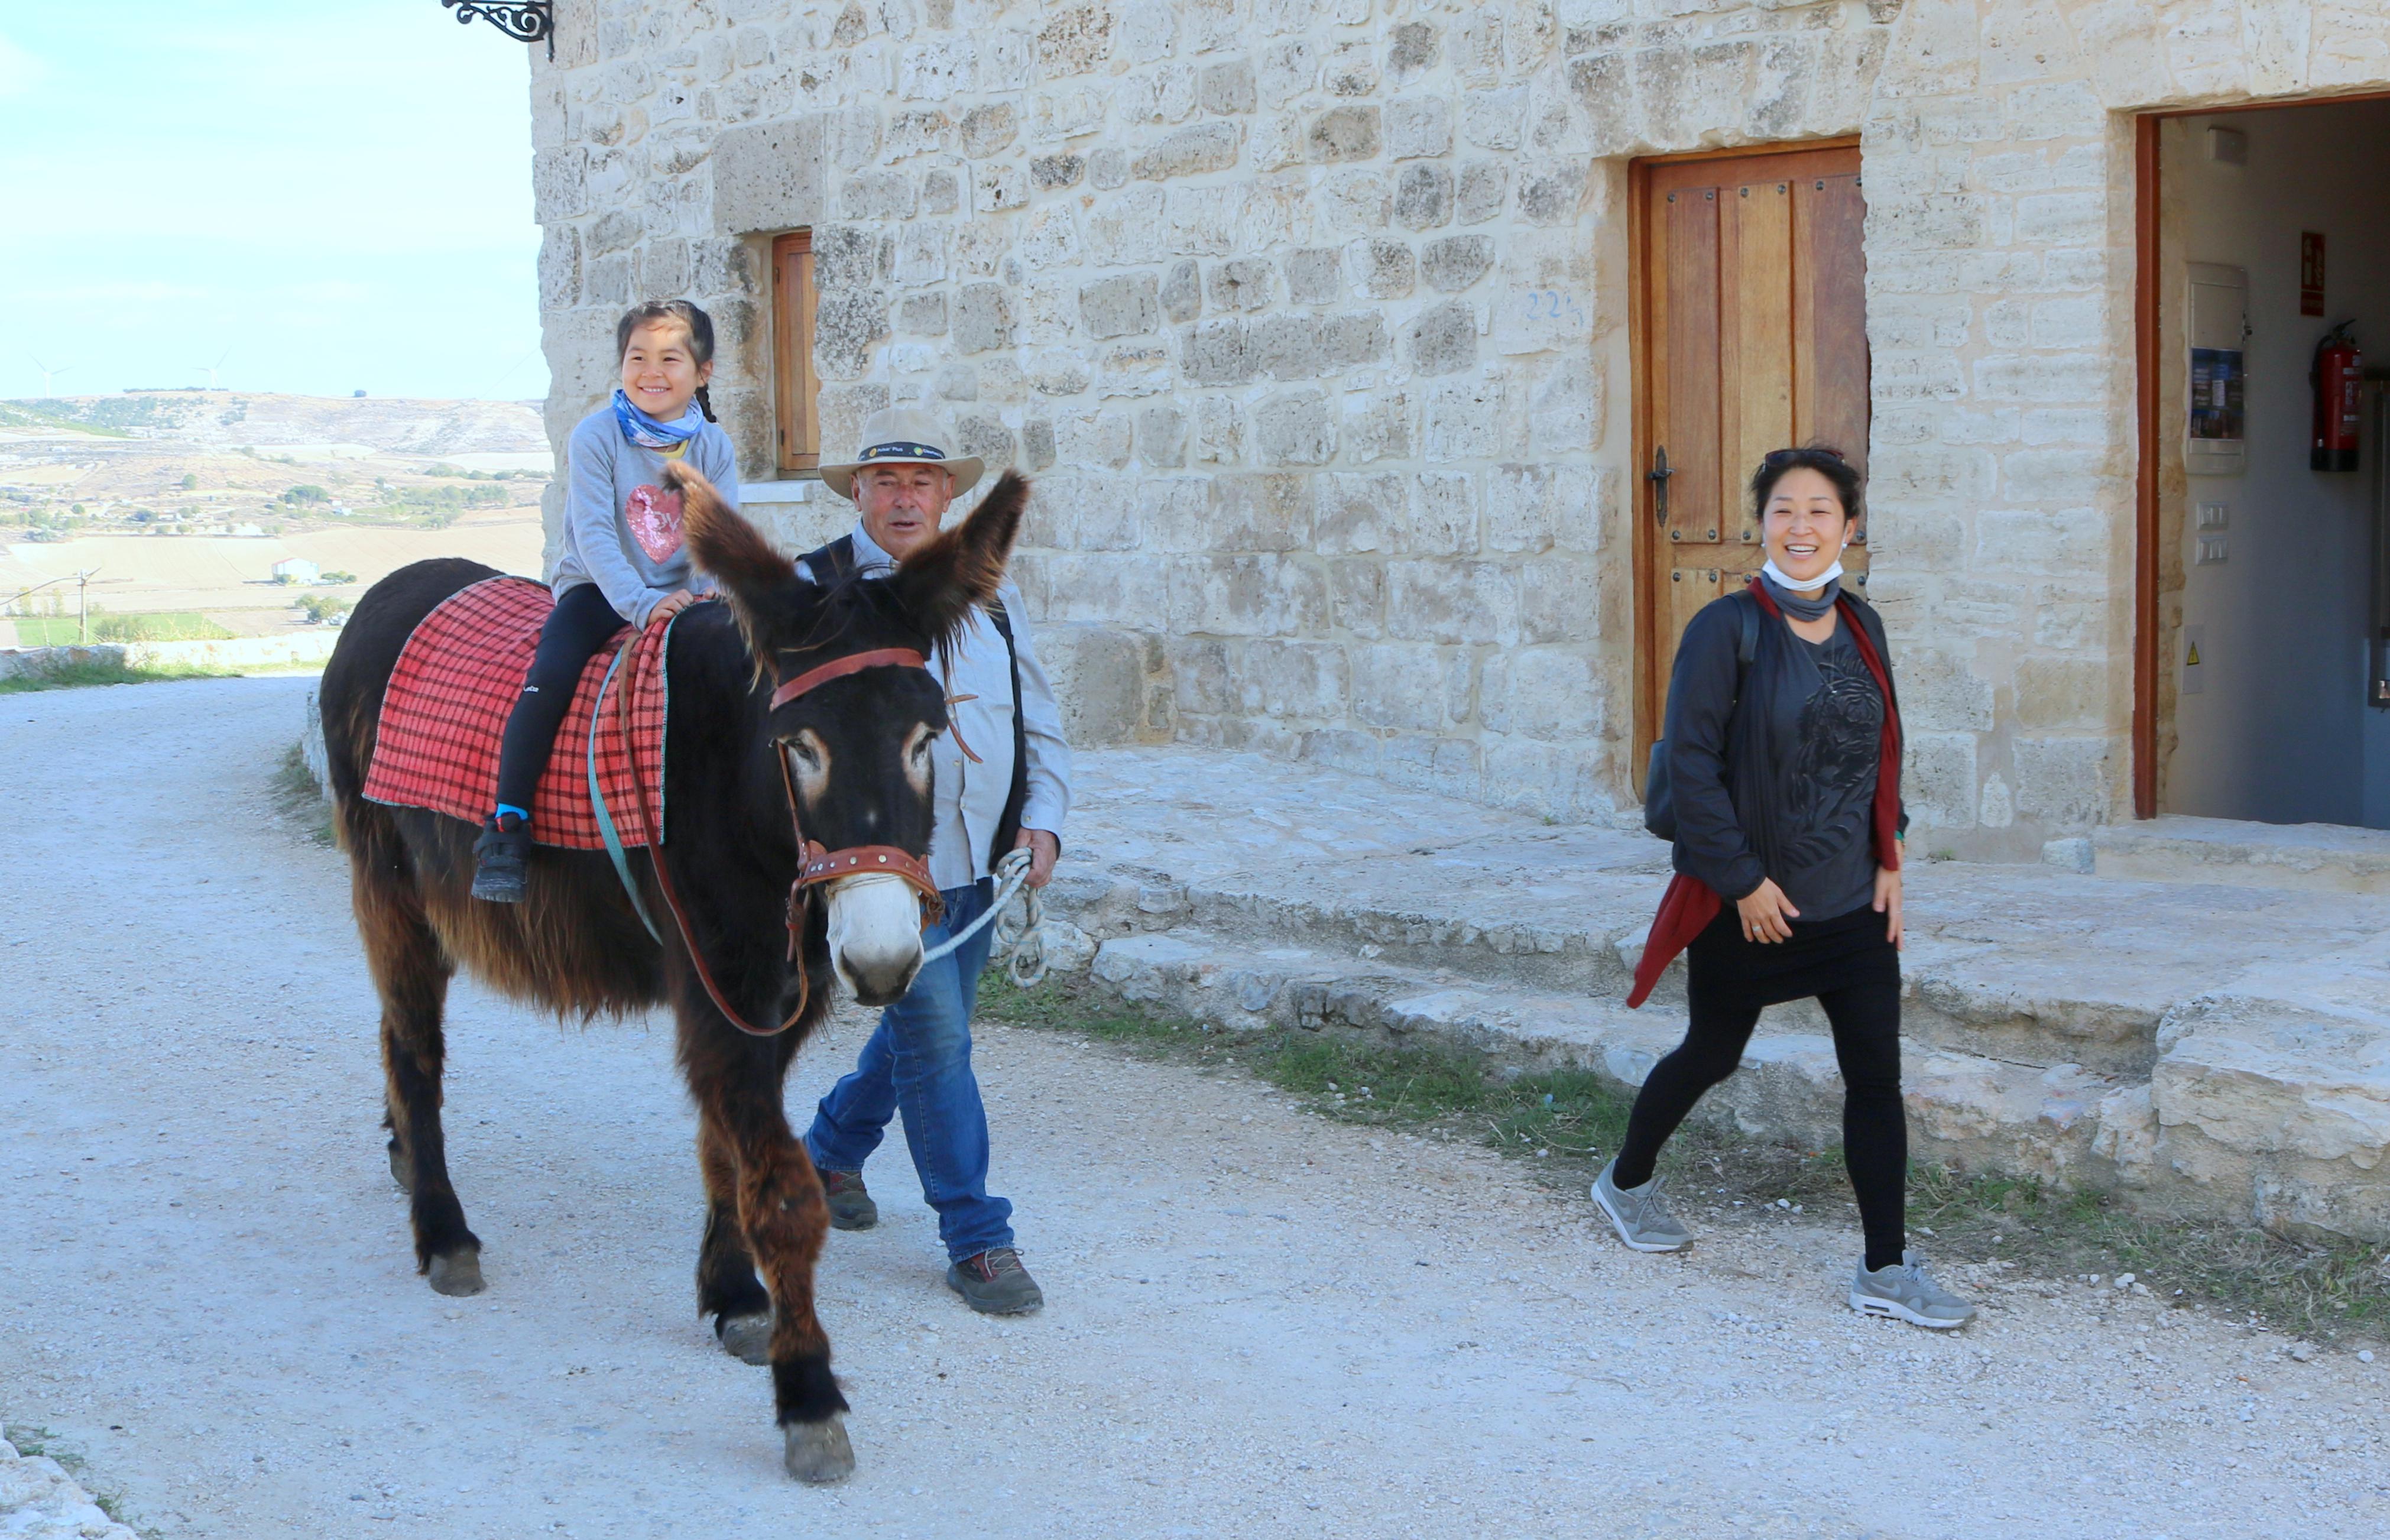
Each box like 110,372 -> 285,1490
617,636 -> 943,1038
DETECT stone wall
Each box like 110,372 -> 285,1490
526,0 -> 2390,851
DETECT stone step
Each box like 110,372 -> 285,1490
2093,815 -> 2390,896
1082,926 -> 2134,1198
1035,747 -> 2390,1240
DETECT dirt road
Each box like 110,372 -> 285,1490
3,676 -> 2386,1539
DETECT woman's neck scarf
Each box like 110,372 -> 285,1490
1759,560 -> 1843,621
612,387 -> 705,452
1626,578 -> 1903,1009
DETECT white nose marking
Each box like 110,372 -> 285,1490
825,874 -> 925,998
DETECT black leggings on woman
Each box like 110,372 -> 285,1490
493,582 -> 628,818
1613,904 -> 1907,1272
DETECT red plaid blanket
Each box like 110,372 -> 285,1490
361,576 -> 674,849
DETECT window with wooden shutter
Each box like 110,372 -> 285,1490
771,230 -> 819,474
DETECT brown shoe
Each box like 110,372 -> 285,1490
946,1247 -> 1043,1315
821,1169 -> 877,1231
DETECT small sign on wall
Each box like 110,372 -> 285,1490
2186,263 -> 2248,476
2301,231 -> 2326,317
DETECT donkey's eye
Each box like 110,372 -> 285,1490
901,723 -> 936,794
783,731 -> 829,800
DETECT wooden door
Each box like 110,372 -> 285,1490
1633,143 -> 1869,760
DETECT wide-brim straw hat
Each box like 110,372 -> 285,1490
820,407 -> 984,501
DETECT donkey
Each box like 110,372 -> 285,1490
317,465 -> 1029,1483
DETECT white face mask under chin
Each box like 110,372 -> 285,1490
1761,555 -> 1846,594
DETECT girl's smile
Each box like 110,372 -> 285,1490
620,319 -> 711,422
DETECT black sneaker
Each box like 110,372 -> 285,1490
946,1247 -> 1043,1315
471,813 -> 530,903
822,1169 -> 877,1231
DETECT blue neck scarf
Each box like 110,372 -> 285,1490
612,387 -> 705,452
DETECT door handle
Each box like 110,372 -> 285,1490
1648,446 -> 1673,526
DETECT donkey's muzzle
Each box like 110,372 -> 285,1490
825,874 -> 927,1006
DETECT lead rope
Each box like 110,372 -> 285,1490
919,845 -> 1048,986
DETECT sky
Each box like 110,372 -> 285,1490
0,1 -> 546,403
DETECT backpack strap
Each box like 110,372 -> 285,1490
981,598 -> 1032,870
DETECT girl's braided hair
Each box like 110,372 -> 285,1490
615,300 -> 718,423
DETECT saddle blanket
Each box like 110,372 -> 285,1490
361,576 -> 674,849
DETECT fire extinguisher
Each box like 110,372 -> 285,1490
2312,320 -> 2363,472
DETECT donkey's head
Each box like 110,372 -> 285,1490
670,463 -> 1028,1006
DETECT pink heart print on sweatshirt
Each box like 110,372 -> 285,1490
625,484 -> 685,564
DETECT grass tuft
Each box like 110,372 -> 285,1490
0,660 -> 238,694
981,974 -> 2390,1346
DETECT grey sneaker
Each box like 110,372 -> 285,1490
1591,1160 -> 1692,1253
1850,1251 -> 1978,1330
946,1247 -> 1043,1315
821,1169 -> 877,1231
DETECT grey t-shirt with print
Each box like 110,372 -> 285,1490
549,407 -> 741,628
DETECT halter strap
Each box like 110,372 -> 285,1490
770,647 -> 930,711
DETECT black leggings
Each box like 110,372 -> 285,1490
1613,908 -> 1908,1272
493,582 -> 627,817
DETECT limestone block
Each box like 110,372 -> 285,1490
923,168 -> 961,215
889,109 -> 954,160
1322,38 -> 1379,98
813,226 -> 877,289
1137,404 -> 1188,468
710,116 -> 826,233
1250,313 -> 1322,381
1181,0 -> 1238,54
1308,105 -> 1382,163
1160,258 -> 1202,323
842,170 -> 918,222
1282,247 -> 1340,306
1180,319 -> 1253,385
1020,205 -> 1082,273
1342,389 -> 1414,464
1032,152 -> 1086,192
1025,349 -> 1093,397
1133,121 -> 1243,181
1208,257 -> 1276,313
1169,636 -> 1233,715
891,223 -> 951,287
538,226 -> 581,311
1023,418 -> 1058,471
1403,299 -> 1478,377
1898,647 -> 1995,733
1457,161 -> 1508,225
2091,1082 -> 2158,1186
1393,163 -> 1454,231
534,146 -> 591,222
1118,63 -> 1201,126
2012,736 -> 2113,829
1330,561 -> 1386,639
1040,625 -> 1158,746
1080,273 -> 1162,340
972,160 -> 1029,214
1347,238 -> 1415,300
1420,235 -> 1495,294
1254,390 -> 1337,465
1480,648 -> 1597,740
1118,0 -> 1176,64
1199,473 -> 1311,552
1413,473 -> 1480,556
1387,560 -> 1520,646
2001,447 -> 2109,506
1318,169 -> 1393,234
1246,638 -> 1350,719
1386,95 -> 1453,161
1973,507 -> 2107,577
1520,558 -> 1598,644
1036,5 -> 1116,78
1056,410 -> 1135,470
1033,554 -> 1171,628
1524,352 -> 1600,457
954,283 -> 1015,354
1351,643 -> 1461,732
2155,997 -> 2390,1170
1201,60 -> 1257,116
2014,656 -> 2112,731
1087,147 -> 1130,190
1192,395 -> 1243,464
1462,86 -> 1527,151
1168,555 -> 1329,637
1314,472 -> 1412,557
1421,372 -> 1521,463
1900,732 -> 1978,830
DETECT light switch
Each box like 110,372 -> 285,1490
2196,502 -> 2229,530
2197,534 -> 2229,565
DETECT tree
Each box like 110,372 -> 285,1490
179,472 -> 198,489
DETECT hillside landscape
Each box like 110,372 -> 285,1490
0,392 -> 550,645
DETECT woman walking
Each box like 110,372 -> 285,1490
1597,446 -> 1975,1330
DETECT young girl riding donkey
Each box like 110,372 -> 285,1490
473,300 -> 741,900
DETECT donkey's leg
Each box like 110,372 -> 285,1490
354,844 -> 482,1296
696,1117 -> 774,1364
689,1077 -> 851,1483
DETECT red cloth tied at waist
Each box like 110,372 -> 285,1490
1626,579 -> 1903,1008
359,576 -> 674,849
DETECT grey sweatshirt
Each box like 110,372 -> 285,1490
549,407 -> 741,627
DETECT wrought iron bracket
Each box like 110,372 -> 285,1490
443,1 -> 555,60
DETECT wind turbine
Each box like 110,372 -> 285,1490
31,358 -> 71,395
196,348 -> 231,391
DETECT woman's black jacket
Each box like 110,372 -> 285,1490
1660,585 -> 1908,903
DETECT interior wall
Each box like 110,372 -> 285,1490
2159,103 -> 2390,829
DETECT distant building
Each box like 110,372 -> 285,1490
232,523 -> 265,538
272,558 -> 320,584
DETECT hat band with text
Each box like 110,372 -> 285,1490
857,442 -> 946,462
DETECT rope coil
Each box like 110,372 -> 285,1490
921,845 -> 1048,987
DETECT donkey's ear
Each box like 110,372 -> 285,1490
891,471 -> 1029,653
670,462 -> 803,650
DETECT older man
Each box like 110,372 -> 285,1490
797,407 -> 1071,1316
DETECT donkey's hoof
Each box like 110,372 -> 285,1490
782,1418 -> 855,1484
388,1142 -> 413,1193
715,1311 -> 772,1366
427,1249 -> 485,1297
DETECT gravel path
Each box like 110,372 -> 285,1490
4,675 -> 2388,1539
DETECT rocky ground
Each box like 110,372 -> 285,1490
4,675 -> 2388,1539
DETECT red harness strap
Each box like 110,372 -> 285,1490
770,648 -> 929,712
1625,581 -> 1903,1009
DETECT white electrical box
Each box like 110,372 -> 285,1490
2187,263 -> 2248,476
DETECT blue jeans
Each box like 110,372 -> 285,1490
805,880 -> 1014,1262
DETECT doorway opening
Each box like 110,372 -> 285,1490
2138,98 -> 2390,829
1629,140 -> 1869,765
